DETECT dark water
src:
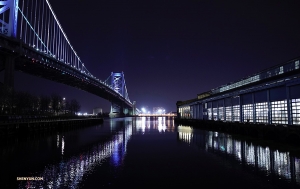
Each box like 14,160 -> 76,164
2,117 -> 300,188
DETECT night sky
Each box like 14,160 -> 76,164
4,0 -> 300,113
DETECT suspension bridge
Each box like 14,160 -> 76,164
0,0 -> 139,117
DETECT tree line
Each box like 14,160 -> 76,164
0,85 -> 80,116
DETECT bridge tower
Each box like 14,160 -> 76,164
109,72 -> 126,118
0,0 -> 19,89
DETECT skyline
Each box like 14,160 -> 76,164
1,0 -> 300,113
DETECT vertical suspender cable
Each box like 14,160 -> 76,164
37,0 -> 40,48
66,41 -> 68,63
20,0 -> 25,40
62,37 -> 64,61
49,14 -> 55,56
62,32 -> 64,61
2,5 -> 3,34
52,16 -> 56,57
46,0 -> 81,69
63,34 -> 67,62
50,10 -> 53,55
33,0 -> 37,47
41,0 -> 45,52
62,37 -> 64,62
25,0 -> 28,44
57,26 -> 59,59
58,27 -> 60,59
61,34 -> 63,61
47,5 -> 51,54
30,0 -> 33,45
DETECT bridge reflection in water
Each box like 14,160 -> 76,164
178,125 -> 300,187
17,121 -> 133,189
7,118 -> 299,188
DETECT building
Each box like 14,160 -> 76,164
177,57 -> 300,125
93,108 -> 102,116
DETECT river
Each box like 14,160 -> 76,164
1,117 -> 300,188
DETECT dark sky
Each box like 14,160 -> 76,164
4,0 -> 300,113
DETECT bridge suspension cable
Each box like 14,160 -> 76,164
0,0 -> 132,106
17,0 -> 93,77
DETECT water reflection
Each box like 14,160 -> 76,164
177,125 -> 300,187
17,121 -> 133,189
135,117 -> 175,133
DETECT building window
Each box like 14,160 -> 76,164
208,108 -> 212,120
213,108 -> 218,120
218,107 -> 224,120
243,104 -> 253,122
255,102 -> 268,123
225,106 -> 232,121
233,105 -> 240,122
295,60 -> 299,69
292,99 -> 300,125
271,100 -> 288,124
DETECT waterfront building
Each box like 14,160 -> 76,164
177,57 -> 300,125
93,108 -> 102,116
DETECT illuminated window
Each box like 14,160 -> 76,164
243,104 -> 253,122
292,99 -> 300,125
279,66 -> 284,74
225,106 -> 232,121
208,108 -> 212,120
218,107 -> 224,120
255,102 -> 268,123
271,100 -> 288,124
233,105 -> 240,121
213,108 -> 218,120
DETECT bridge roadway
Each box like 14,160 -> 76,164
0,35 -> 133,110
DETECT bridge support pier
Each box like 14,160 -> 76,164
109,102 -> 125,118
4,55 -> 15,89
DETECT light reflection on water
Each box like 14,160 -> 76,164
135,116 -> 175,134
4,117 -> 299,188
16,121 -> 133,189
178,125 -> 300,186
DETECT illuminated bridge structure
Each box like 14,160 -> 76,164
0,0 -> 136,117
177,57 -> 300,125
